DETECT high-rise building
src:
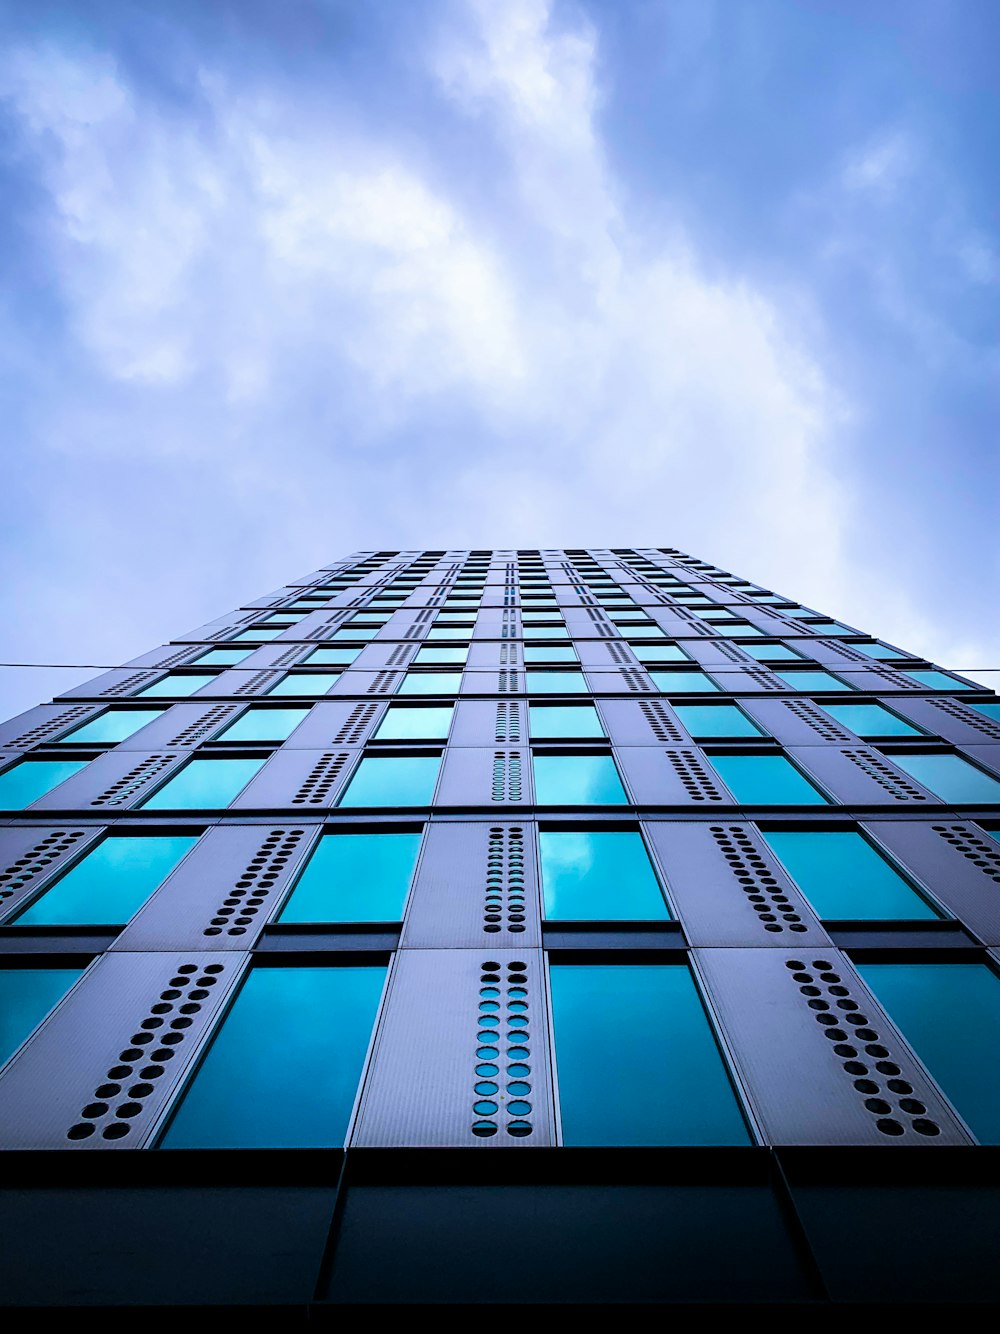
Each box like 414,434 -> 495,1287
0,546 -> 999,1310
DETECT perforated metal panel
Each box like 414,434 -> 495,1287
229,750 -> 357,810
0,825 -> 104,920
352,948 -> 553,1147
0,705 -> 103,752
27,751 -> 188,812
787,746 -> 940,805
436,748 -> 532,806
694,947 -> 972,1146
597,698 -> 693,746
615,748 -> 734,806
739,698 -> 856,746
0,951 -> 248,1148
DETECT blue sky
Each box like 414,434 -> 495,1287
0,0 -> 997,718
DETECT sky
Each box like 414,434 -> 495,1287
0,0 -> 998,719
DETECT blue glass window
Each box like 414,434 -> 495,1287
138,675 -> 215,698
338,754 -> 441,806
822,703 -> 922,737
0,968 -> 84,1068
539,830 -> 668,920
906,670 -> 975,691
425,626 -> 471,640
524,671 -> 587,694
972,702 -> 1000,723
373,706 -> 453,741
414,646 -> 468,665
231,627 -> 283,642
763,830 -> 936,920
709,754 -> 828,805
533,754 -> 628,805
630,643 -> 688,663
742,643 -> 804,662
802,620 -> 853,636
889,753 -> 1000,803
523,646 -> 577,664
850,642 -> 906,660
529,705 -> 605,739
214,708 -> 309,743
15,835 -> 198,926
550,965 -> 749,1145
160,966 -> 386,1148
268,673 -> 341,696
279,832 -> 421,922
522,625 -> 569,639
0,760 -> 88,809
650,670 -> 720,693
141,758 -> 265,809
777,670 -> 851,692
398,672 -> 463,695
57,710 -> 164,744
192,648 -> 252,667
333,627 -> 377,641
673,704 -> 763,738
713,624 -> 765,638
306,647 -> 360,666
857,963 -> 1000,1142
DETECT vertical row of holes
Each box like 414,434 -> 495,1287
472,959 -> 533,1139
483,826 -> 526,934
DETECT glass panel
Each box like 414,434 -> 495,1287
425,626 -> 471,640
214,708 -> 309,743
890,753 -> 1000,803
161,966 -> 386,1148
267,673 -> 341,696
741,643 -> 803,662
15,835 -> 198,926
522,625 -> 569,639
521,611 -> 563,623
333,627 -> 377,641
822,703 -> 923,737
0,968 -> 83,1068
58,710 -> 164,744
802,620 -> 853,635
763,830 -> 937,920
776,670 -> 851,692
850,642 -> 906,660
374,706 -> 453,741
539,830 -> 668,920
971,702 -> 1000,723
673,705 -> 763,738
398,673 -> 463,695
550,965 -> 749,1146
529,705 -> 605,739
138,675 -> 215,698
523,646 -> 577,663
305,647 -> 360,666
338,755 -> 441,806
533,754 -> 628,805
231,627 -> 283,642
141,758 -> 265,809
414,647 -> 468,665
629,643 -> 687,663
650,670 -> 720,693
713,624 -> 765,638
192,648 -> 252,667
709,754 -> 828,804
906,670 -> 975,691
279,832 -> 421,922
524,671 -> 587,694
857,963 -> 1000,1142
0,760 -> 88,809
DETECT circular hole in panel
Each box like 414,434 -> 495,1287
472,1121 -> 497,1137
102,1123 -> 130,1140
877,1118 -> 905,1136
67,1124 -> 95,1140
476,1047 -> 498,1060
476,1064 -> 499,1077
913,1119 -> 940,1136
473,1100 -> 498,1116
475,1081 -> 499,1096
507,1082 -> 531,1096
507,1121 -> 533,1137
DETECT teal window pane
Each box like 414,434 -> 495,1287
398,673 -> 462,695
907,670 -> 975,691
714,624 -> 765,638
374,706 -> 453,741
629,643 -> 687,663
436,612 -> 475,623
267,673 -> 341,696
0,760 -> 87,809
279,832 -> 422,922
214,707 -> 309,743
523,646 -> 577,663
524,671 -> 587,694
550,965 -> 749,1146
851,642 -> 906,660
333,627 -> 377,641
0,968 -> 83,1068
231,627 -> 283,642
763,830 -> 937,920
414,646 -> 468,665
650,670 -> 720,693
141,758 -> 265,809
58,709 -> 164,744
803,620 -> 852,635
533,754 -> 628,805
673,705 -> 763,738
138,674 -> 215,698
539,831 -> 668,920
306,647 -> 359,666
192,648 -> 252,667
890,753 -> 1000,803
338,755 -> 441,806
529,705 -> 605,739
777,670 -> 851,692
971,702 -> 1000,723
822,703 -> 922,737
522,625 -> 569,639
709,754 -> 828,805
742,643 -> 803,662
161,966 -> 386,1148
857,963 -> 1000,1142
425,626 -> 471,640
15,835 -> 198,926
